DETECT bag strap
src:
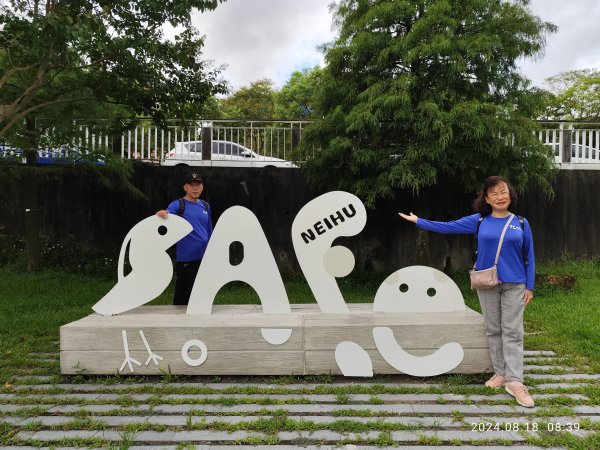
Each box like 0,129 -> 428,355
517,215 -> 529,266
493,214 -> 515,265
177,197 -> 209,216
473,216 -> 484,265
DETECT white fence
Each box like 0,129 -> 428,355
22,120 -> 600,167
117,120 -> 311,164
537,123 -> 600,165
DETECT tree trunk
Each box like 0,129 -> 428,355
415,228 -> 430,266
23,117 -> 40,272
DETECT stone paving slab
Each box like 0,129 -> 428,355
527,373 -> 600,380
0,447 -> 569,450
171,430 -> 264,442
5,401 -> 585,416
534,382 -> 596,389
15,379 -> 593,393
14,381 -> 447,392
14,383 -> 164,392
423,429 -> 526,441
95,430 -> 268,442
524,365 -> 576,371
573,405 -> 600,414
5,414 -> 599,430
163,393 -> 337,401
463,415 -> 599,425
523,350 -> 556,356
0,404 -> 52,413
523,357 -> 569,363
13,375 -> 54,382
353,393 -> 588,402
144,415 -> 188,426
18,430 -> 99,440
152,403 -> 331,414
10,391 -> 575,403
3,347 -> 598,448
45,404 -> 153,413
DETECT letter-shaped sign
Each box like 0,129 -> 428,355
92,215 -> 192,316
187,206 -> 292,344
372,266 -> 465,376
291,191 -> 367,313
84,192 -> 475,379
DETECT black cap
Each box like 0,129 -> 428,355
184,172 -> 203,184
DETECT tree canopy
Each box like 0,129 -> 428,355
217,69 -> 322,121
219,78 -> 276,120
542,69 -> 600,121
303,0 -> 558,207
274,66 -> 322,120
0,0 -> 227,146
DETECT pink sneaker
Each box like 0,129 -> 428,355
484,374 -> 507,388
505,381 -> 535,407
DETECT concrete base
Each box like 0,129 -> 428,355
60,304 -> 492,376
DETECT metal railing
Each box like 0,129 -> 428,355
118,120 -> 600,166
10,120 -> 600,168
118,120 -> 312,164
537,122 -> 600,165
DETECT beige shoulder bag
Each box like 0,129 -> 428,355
469,214 -> 514,290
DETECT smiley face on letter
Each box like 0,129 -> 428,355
372,266 -> 465,376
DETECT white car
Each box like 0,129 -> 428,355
161,140 -> 297,168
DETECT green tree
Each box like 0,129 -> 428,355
303,0 -> 557,207
543,69 -> 600,121
274,66 -> 322,119
1,0 -> 228,272
220,78 -> 275,120
0,0 -> 227,146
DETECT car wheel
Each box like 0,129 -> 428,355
175,163 -> 189,167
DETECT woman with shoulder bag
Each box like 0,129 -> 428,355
398,175 -> 536,407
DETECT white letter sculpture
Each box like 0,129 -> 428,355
187,206 -> 292,345
372,266 -> 465,376
291,191 -> 367,313
92,215 -> 192,316
335,341 -> 373,377
82,192 -> 477,379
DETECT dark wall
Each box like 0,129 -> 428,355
1,164 -> 599,272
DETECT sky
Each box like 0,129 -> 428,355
191,0 -> 600,92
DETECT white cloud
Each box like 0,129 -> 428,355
191,0 -> 600,92
192,0 -> 335,91
519,0 -> 600,88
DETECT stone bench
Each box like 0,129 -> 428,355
60,304 -> 492,376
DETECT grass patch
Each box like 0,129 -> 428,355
0,258 -> 599,385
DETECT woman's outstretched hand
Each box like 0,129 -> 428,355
398,212 -> 418,223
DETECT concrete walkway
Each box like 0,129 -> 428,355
1,350 -> 598,448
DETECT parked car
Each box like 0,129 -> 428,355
161,140 -> 298,168
0,145 -> 105,165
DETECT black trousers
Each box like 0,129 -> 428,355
173,260 -> 201,305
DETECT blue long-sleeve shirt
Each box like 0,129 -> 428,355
416,213 -> 535,290
166,198 -> 213,262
